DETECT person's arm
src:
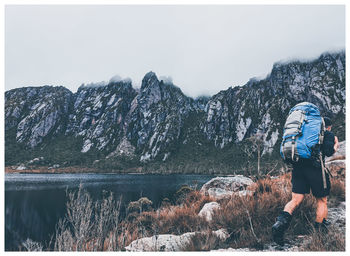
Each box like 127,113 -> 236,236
334,136 -> 339,152
322,131 -> 336,157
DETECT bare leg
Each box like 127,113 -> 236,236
272,192 -> 303,246
284,192 -> 305,215
315,197 -> 328,223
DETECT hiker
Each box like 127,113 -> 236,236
272,109 -> 339,246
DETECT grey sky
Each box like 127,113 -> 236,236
5,5 -> 345,98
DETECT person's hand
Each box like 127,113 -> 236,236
334,136 -> 339,152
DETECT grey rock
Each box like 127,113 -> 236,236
202,51 -> 345,152
200,176 -> 254,199
16,164 -> 27,171
125,229 -> 229,252
28,157 -> 44,165
6,86 -> 72,148
327,201 -> 346,231
325,140 -> 346,162
198,202 -> 220,221
325,160 -> 345,176
107,136 -> 135,158
66,80 -> 137,154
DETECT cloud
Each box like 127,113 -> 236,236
109,75 -> 132,84
159,76 -> 173,85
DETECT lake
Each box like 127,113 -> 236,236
5,173 -> 215,251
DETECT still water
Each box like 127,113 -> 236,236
5,173 -> 214,251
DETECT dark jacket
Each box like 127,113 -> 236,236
322,130 -> 335,158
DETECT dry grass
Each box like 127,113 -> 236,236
186,174 -> 317,250
117,190 -> 213,247
51,172 -> 345,251
54,186 -> 122,251
301,226 -> 345,251
329,178 -> 345,207
185,230 -> 225,251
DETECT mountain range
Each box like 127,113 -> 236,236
5,51 -> 345,174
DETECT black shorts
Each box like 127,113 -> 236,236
291,160 -> 331,198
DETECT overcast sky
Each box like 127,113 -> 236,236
5,5 -> 345,98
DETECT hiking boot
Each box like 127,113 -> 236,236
322,218 -> 331,226
272,211 -> 292,246
314,218 -> 330,233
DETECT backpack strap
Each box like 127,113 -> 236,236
297,110 -> 306,134
320,153 -> 327,189
319,117 -> 325,145
291,136 -> 296,161
319,117 -> 327,189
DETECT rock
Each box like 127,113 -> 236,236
125,229 -> 229,252
5,86 -> 73,148
125,232 -> 194,252
200,176 -> 254,199
48,164 -> 60,170
198,202 -> 220,221
238,190 -> 253,197
212,228 -> 229,241
325,160 -> 345,176
66,80 -> 137,154
202,52 -> 345,152
27,157 -> 44,165
16,164 -> 27,171
325,141 -> 345,162
106,136 -> 136,158
327,201 -> 346,230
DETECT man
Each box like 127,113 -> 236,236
272,117 -> 339,246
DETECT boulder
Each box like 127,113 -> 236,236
125,232 -> 194,252
325,141 -> 345,162
125,229 -> 229,252
198,202 -> 220,221
200,175 -> 254,199
27,156 -> 44,165
328,201 -> 346,230
325,159 -> 345,177
16,164 -> 27,171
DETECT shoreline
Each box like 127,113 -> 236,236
4,166 -> 141,175
4,166 -> 222,176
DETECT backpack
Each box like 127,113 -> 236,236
280,102 -> 325,163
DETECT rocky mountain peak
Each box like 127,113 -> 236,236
5,50 -> 345,167
141,71 -> 159,90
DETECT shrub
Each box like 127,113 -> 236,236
126,197 -> 153,215
54,186 -> 121,251
301,226 -> 345,251
175,185 -> 193,203
52,173 -> 345,251
185,230 -> 224,251
210,174 -> 316,249
161,198 -> 171,208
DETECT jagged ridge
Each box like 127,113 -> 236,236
5,51 -> 345,167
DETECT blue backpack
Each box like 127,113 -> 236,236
280,102 -> 325,163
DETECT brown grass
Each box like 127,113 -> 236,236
52,172 -> 345,251
301,226 -> 345,251
185,230 -> 225,251
206,175 -> 317,249
117,190 -> 213,247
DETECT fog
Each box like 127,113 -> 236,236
5,5 -> 345,97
